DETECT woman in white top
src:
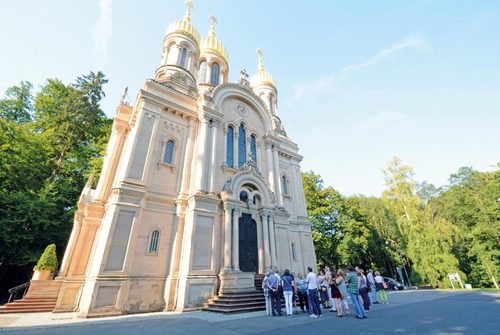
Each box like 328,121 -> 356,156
374,271 -> 389,304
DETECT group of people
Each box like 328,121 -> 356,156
263,265 -> 390,319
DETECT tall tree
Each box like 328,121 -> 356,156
0,73 -> 111,286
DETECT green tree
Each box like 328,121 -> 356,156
302,171 -> 344,267
0,73 -> 111,285
381,157 -> 461,287
431,167 -> 500,288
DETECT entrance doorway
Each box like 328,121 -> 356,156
238,213 -> 258,272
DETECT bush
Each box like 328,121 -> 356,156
33,244 -> 58,272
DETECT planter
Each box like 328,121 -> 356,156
32,269 -> 53,281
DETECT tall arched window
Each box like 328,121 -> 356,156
148,230 -> 160,254
238,124 -> 246,168
179,47 -> 188,68
281,175 -> 288,195
269,95 -> 274,114
250,135 -> 257,163
226,126 -> 234,167
210,62 -> 220,85
198,61 -> 207,83
164,140 -> 175,164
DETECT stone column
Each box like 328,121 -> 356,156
208,121 -> 218,193
266,144 -> 275,192
206,62 -> 212,84
179,118 -> 195,194
269,214 -> 277,268
257,215 -> 264,274
234,131 -> 239,169
94,122 -> 127,202
232,207 -> 240,271
223,204 -> 232,272
272,146 -> 283,206
57,213 -> 83,278
262,213 -> 271,270
193,117 -> 209,193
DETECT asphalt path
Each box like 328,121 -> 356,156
2,290 -> 499,335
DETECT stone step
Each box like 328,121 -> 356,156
0,307 -> 55,313
202,305 -> 265,314
210,296 -> 266,304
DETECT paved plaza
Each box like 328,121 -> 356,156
0,290 -> 498,335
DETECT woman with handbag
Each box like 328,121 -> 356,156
374,271 -> 389,304
330,272 -> 344,317
318,270 -> 329,308
337,269 -> 350,315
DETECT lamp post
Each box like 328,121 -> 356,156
385,238 -> 411,288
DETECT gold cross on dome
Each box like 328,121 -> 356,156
185,0 -> 194,21
210,15 -> 217,26
257,48 -> 265,70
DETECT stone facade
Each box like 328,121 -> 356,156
53,2 -> 316,317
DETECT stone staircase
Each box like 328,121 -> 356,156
0,280 -> 62,314
202,274 -> 267,314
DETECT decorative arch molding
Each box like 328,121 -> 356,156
211,84 -> 273,133
221,162 -> 275,207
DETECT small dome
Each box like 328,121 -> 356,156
165,0 -> 200,44
200,16 -> 228,63
250,48 -> 275,87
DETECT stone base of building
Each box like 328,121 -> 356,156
218,271 -> 257,294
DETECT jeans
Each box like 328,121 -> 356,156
270,289 -> 282,316
349,292 -> 367,318
307,288 -> 321,316
369,284 -> 379,302
359,287 -> 371,310
297,291 -> 308,312
284,291 -> 293,315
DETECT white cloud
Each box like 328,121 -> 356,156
93,0 -> 114,69
290,36 -> 429,104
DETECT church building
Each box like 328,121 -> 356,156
53,1 -> 316,317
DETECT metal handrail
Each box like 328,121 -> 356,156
7,282 -> 30,303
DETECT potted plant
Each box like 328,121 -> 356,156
32,244 -> 58,280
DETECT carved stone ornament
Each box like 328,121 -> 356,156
236,103 -> 248,117
236,69 -> 251,89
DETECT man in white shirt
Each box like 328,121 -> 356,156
305,266 -> 322,318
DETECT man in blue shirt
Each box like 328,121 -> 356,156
267,269 -> 282,316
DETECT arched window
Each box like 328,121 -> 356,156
269,95 -> 274,114
238,124 -> 246,168
198,61 -> 207,83
291,243 -> 297,261
281,175 -> 288,195
149,230 -> 160,254
164,140 -> 175,164
179,47 -> 188,68
210,62 -> 220,85
226,126 -> 234,167
250,135 -> 257,163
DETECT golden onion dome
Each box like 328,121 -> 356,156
200,16 -> 228,63
166,0 -> 200,44
250,48 -> 276,87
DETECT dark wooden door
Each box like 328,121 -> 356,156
239,213 -> 258,272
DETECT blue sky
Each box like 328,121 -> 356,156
1,0 -> 499,196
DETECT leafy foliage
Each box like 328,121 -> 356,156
0,72 -> 111,285
304,158 -> 499,288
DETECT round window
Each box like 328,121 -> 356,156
239,191 -> 248,202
